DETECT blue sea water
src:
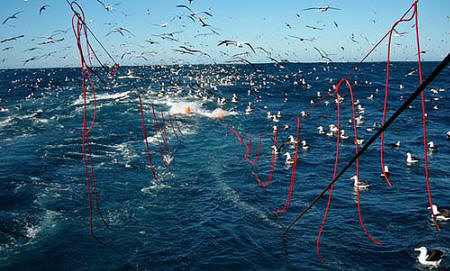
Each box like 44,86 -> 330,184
0,62 -> 448,270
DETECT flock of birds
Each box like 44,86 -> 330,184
167,62 -> 448,267
2,0 -> 444,67
1,0 -> 448,268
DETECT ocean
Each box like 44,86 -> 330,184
0,62 -> 448,270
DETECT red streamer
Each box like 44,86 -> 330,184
136,90 -> 160,182
273,118 -> 301,214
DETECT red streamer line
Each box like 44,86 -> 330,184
168,112 -> 182,143
380,6 -> 416,187
252,131 -> 279,188
151,104 -> 171,167
246,136 -> 262,166
273,118 -> 301,214
413,3 -> 440,231
71,2 -> 105,243
136,90 -> 160,182
160,111 -> 170,153
317,79 -> 382,263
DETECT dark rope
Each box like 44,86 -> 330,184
284,53 -> 450,235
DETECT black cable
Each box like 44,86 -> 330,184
284,53 -> 450,235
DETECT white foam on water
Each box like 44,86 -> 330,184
72,91 -> 132,106
0,116 -> 13,127
140,182 -> 171,194
146,133 -> 164,144
34,118 -> 49,124
167,100 -> 237,119
25,210 -> 59,239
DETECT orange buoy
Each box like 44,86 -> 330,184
185,106 -> 191,114
217,112 -> 224,119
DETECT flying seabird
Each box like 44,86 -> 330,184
1,35 -> 24,43
23,56 -> 39,66
393,29 -> 407,37
314,47 -> 334,63
306,25 -> 323,31
39,5 -> 49,15
414,247 -> 444,268
303,6 -> 341,12
428,204 -> 450,221
217,40 -> 256,54
2,11 -> 23,25
106,27 -> 134,37
198,17 -> 210,27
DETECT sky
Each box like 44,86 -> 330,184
0,0 -> 448,69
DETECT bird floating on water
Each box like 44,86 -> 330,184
427,141 -> 437,152
406,152 -> 419,164
339,129 -> 349,140
301,140 -> 310,150
284,152 -> 295,166
245,102 -> 253,115
287,135 -> 297,145
351,176 -> 370,190
414,247 -> 444,268
380,165 -> 389,177
428,204 -> 450,221
317,126 -> 325,135
389,140 -> 401,148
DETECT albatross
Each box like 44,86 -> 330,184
427,141 -> 437,152
301,140 -> 310,151
414,247 -> 444,268
351,175 -> 370,190
406,152 -> 419,164
428,204 -> 450,221
283,152 -> 295,166
303,5 -> 341,12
